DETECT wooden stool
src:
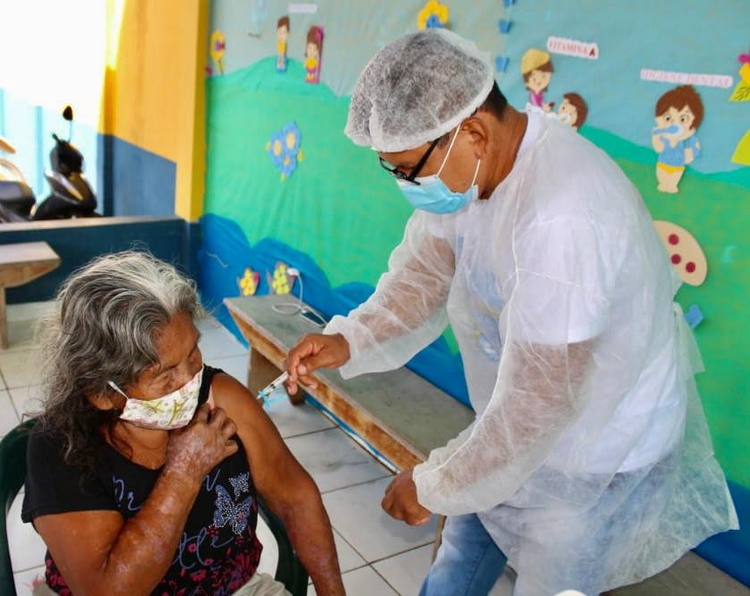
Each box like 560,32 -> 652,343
0,242 -> 60,349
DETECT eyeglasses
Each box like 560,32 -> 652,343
378,137 -> 441,185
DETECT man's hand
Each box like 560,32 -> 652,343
285,333 -> 350,395
382,470 -> 432,526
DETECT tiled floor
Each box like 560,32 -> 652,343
1,303 -> 514,595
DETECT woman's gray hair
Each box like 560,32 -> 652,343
37,250 -> 204,471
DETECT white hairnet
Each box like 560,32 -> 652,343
345,29 -> 495,152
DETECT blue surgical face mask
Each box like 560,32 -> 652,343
396,126 -> 481,215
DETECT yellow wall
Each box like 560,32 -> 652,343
104,0 -> 208,220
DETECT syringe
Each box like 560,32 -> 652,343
257,371 -> 290,405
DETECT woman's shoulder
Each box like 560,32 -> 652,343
27,421 -> 66,461
205,371 -> 267,439
200,364 -> 224,404
206,369 -> 252,410
22,422 -> 118,523
26,421 -> 115,482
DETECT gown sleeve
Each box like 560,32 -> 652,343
325,212 -> 456,378
413,215 -> 622,514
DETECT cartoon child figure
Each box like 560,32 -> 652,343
521,48 -> 554,112
557,92 -> 588,131
304,26 -> 324,84
276,16 -> 290,72
652,85 -> 704,194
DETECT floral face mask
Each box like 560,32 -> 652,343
108,366 -> 203,430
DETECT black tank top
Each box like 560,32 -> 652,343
22,365 -> 263,595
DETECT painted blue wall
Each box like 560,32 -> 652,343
99,134 -> 176,217
0,216 -> 198,303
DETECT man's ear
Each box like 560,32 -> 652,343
462,114 -> 491,158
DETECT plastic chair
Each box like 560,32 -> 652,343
0,419 -> 34,596
257,498 -> 309,595
0,420 -> 308,596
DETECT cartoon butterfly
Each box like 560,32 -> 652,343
229,472 -> 250,498
213,485 -> 253,535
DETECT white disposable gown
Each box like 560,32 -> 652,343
325,114 -> 737,594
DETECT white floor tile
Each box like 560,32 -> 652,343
263,392 -> 334,438
4,319 -> 42,353
0,349 -> 42,389
371,542 -> 516,596
8,492 -> 47,572
13,565 -> 46,596
9,385 -> 44,420
0,391 -> 21,437
198,322 -> 248,361
373,544 -> 432,595
333,530 -> 367,573
285,428 -> 391,494
205,354 -> 249,385
322,477 -> 438,563
6,301 -> 56,323
308,565 -> 398,596
372,542 -> 516,595
195,316 -> 223,332
342,566 -> 398,596
4,301 -> 52,353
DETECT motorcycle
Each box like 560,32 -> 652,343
0,105 -> 98,222
0,137 -> 36,222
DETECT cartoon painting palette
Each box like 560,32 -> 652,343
653,220 -> 708,286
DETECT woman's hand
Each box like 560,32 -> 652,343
285,332 -> 351,395
165,403 -> 238,481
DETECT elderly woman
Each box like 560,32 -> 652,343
21,252 -> 344,596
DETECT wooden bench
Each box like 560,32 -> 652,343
0,241 -> 60,349
225,294 -> 750,595
224,294 -> 474,472
606,550 -> 749,595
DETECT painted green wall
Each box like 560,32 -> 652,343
205,58 -> 750,488
205,58 -> 411,288
583,128 -> 750,486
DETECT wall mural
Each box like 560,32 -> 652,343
202,0 -> 750,491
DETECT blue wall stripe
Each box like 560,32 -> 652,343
101,134 -> 176,217
0,216 -> 198,303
